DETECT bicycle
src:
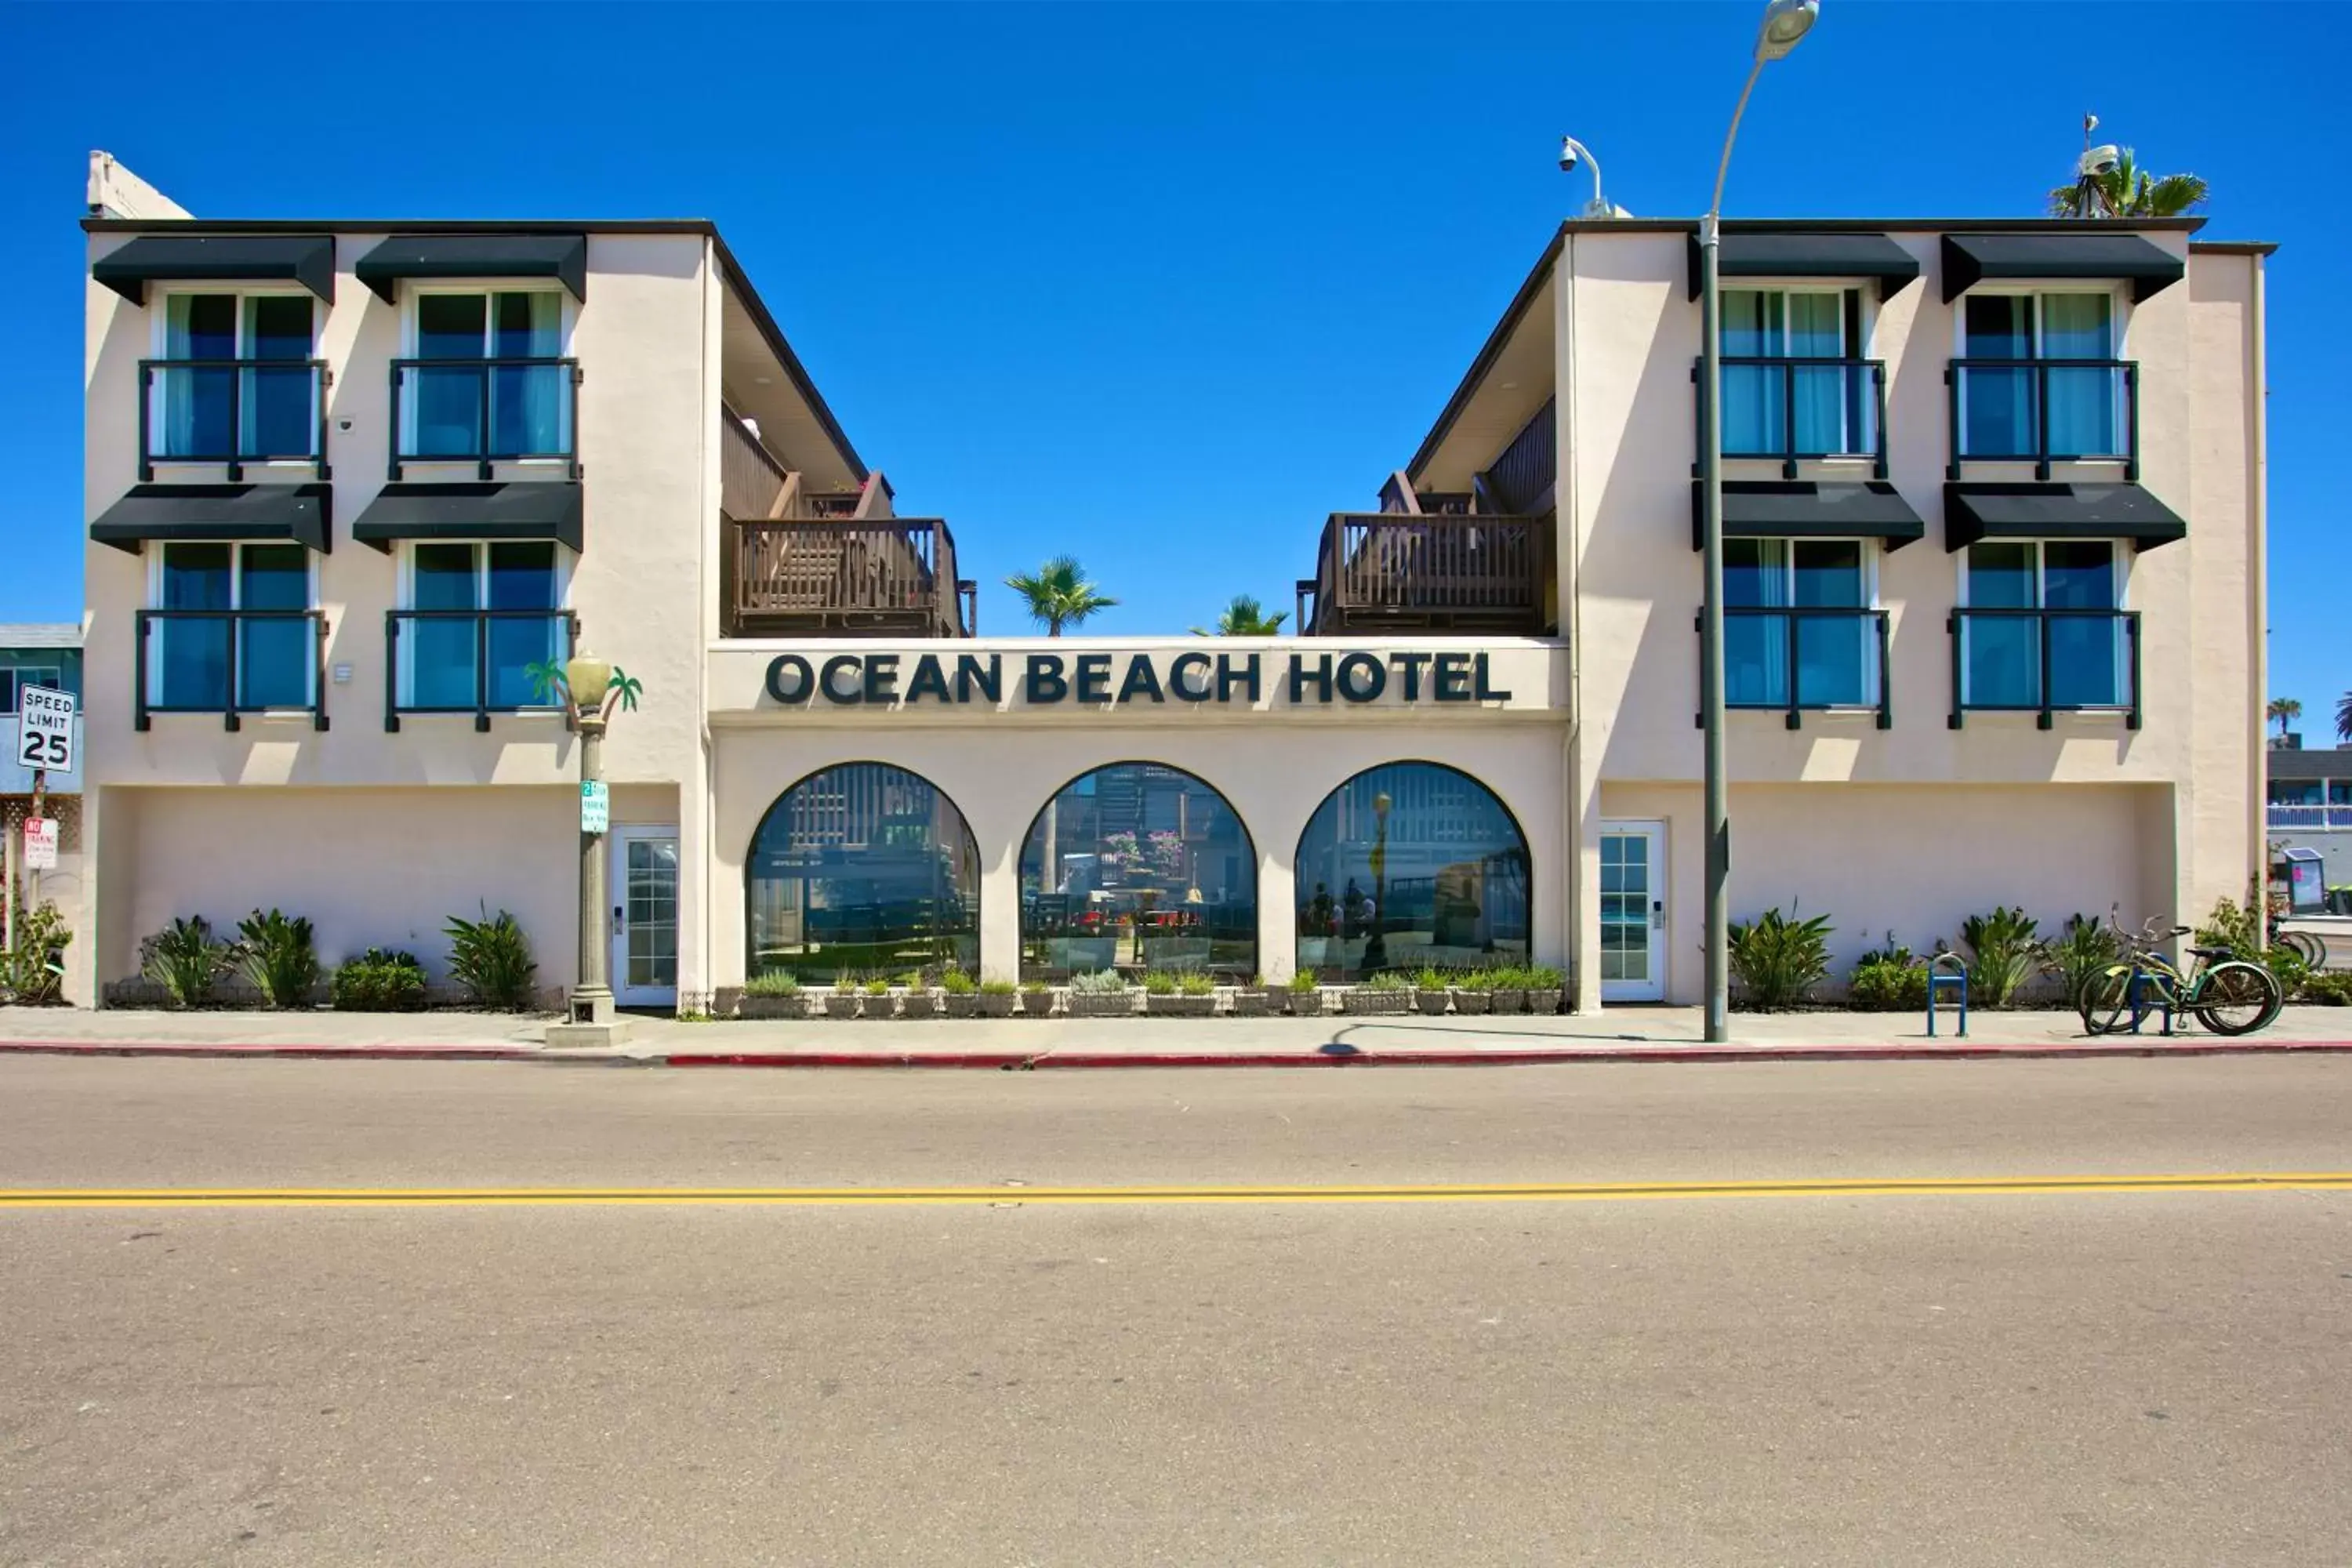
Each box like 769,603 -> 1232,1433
2267,912 -> 2328,971
2079,917 -> 2283,1037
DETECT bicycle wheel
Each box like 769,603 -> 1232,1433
2282,931 -> 2328,970
2193,961 -> 2282,1036
2079,964 -> 2137,1035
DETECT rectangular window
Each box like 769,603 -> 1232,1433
402,542 -> 562,710
1720,288 -> 1868,459
156,294 -> 316,463
408,292 -> 568,461
0,666 -> 63,715
151,542 -> 314,711
1723,539 -> 1874,709
1962,540 -> 2123,710
1958,292 -> 2122,460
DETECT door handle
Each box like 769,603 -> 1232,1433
612,905 -> 626,932
1651,899 -> 1664,929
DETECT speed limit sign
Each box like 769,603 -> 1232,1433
16,685 -> 74,774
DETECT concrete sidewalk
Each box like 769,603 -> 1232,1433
3,1004 -> 2350,1066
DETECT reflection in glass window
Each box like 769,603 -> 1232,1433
1020,763 -> 1256,978
1294,762 -> 1530,981
746,764 -> 980,981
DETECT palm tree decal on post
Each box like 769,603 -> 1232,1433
2049,116 -> 2208,217
1004,556 -> 1117,637
1190,594 -> 1288,637
527,659 -> 643,723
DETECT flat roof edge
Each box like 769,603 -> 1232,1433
1557,216 -> 2209,235
2190,240 -> 2279,256
84,218 -> 720,235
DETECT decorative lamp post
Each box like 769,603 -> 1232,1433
532,648 -> 641,1034
1364,790 -> 1393,971
1697,0 -> 1818,1043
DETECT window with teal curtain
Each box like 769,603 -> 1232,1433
162,296 -> 235,459
1720,290 -> 1782,456
1961,296 -> 2034,458
410,543 -> 479,709
485,543 -> 560,706
158,543 -> 231,708
415,295 -> 488,458
491,293 -> 567,457
2042,540 -> 2120,706
2042,294 -> 2119,456
1785,293 -> 1846,454
1791,539 -> 1867,706
242,296 -> 314,459
1724,539 -> 1790,706
236,545 -> 311,709
1964,543 -> 2039,707
1966,542 -> 2121,710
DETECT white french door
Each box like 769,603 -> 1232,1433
1599,822 -> 1666,1003
611,826 -> 679,1007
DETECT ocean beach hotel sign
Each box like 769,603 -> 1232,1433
759,648 -> 1528,712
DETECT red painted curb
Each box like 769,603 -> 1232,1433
659,1040 -> 2352,1069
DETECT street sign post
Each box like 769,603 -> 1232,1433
16,685 -> 73,775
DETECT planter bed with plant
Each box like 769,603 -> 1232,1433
1015,980 -> 1054,1018
1229,977 -> 1272,1017
738,973 -> 807,1020
1284,971 -> 1326,1016
1065,971 -> 1135,1018
1142,971 -> 1218,1017
1412,968 -> 1453,1015
1341,972 -> 1414,1015
940,971 -> 981,1018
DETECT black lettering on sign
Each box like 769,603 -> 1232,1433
765,654 -> 813,705
1287,653 -> 1333,704
1076,653 -> 1112,703
1433,652 -> 1472,702
906,654 -> 952,704
956,654 -> 1002,704
1472,652 -> 1512,702
1025,654 -> 1069,704
862,654 -> 899,705
1170,652 -> 1213,702
1117,657 -> 1165,704
1218,653 -> 1261,704
1337,652 -> 1386,703
820,655 -> 864,705
1389,652 -> 1432,701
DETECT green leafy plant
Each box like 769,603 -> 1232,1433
330,947 -> 427,1012
1002,555 -> 1118,636
982,979 -> 1020,997
1178,972 -> 1216,996
444,906 -> 538,1011
1523,964 -> 1564,991
1141,971 -> 1180,995
2299,972 -> 2352,1007
1960,906 -> 2043,1008
1071,969 -> 1129,994
2040,913 -> 2123,1012
1189,593 -> 1287,637
1846,958 -> 1929,1012
862,976 -> 893,996
1414,965 -> 1450,992
1246,973 -> 1269,990
1017,978 -> 1051,996
940,970 -> 978,996
2194,891 -> 2265,959
1726,906 -> 1834,1010
236,908 -> 320,1008
140,915 -> 238,1007
743,971 -> 802,998
892,970 -> 924,989
0,902 -> 73,1006
1287,968 -> 1320,993
1457,969 -> 1497,993
1363,971 -> 1411,992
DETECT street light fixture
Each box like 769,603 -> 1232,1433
1697,0 -> 1817,1043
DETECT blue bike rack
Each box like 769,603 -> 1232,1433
1926,953 -> 1967,1037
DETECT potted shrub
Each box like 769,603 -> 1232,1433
1067,970 -> 1134,1018
139,916 -> 238,1009
895,970 -> 936,1020
1524,965 -> 1565,1016
823,973 -> 864,1020
1229,974 -> 1272,1017
861,975 -> 895,1019
1145,971 -> 1216,1018
940,970 -> 980,1018
1486,966 -> 1530,1014
979,978 -> 1019,1018
238,909 -> 321,1008
1411,966 -> 1452,1016
1450,971 -> 1492,1015
1342,971 -> 1413,1015
739,971 -> 804,1020
1017,978 -> 1056,1018
1284,968 -> 1325,1016
330,948 -> 428,1013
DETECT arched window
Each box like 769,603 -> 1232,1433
746,762 -> 981,981
1294,761 -> 1530,981
1018,761 -> 1257,979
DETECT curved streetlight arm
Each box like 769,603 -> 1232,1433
1707,56 -> 1766,227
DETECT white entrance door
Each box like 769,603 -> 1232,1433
612,826 -> 679,1008
1599,822 -> 1666,1002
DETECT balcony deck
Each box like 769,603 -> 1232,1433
1298,513 -> 1551,636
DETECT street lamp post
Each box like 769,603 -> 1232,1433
1698,0 -> 1818,1044
566,649 -> 617,1027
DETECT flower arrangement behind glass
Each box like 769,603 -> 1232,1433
1101,830 -> 1139,867
1146,830 -> 1185,880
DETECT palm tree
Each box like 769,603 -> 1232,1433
2049,145 -> 2209,219
1003,556 -> 1117,637
2268,697 -> 2302,746
1190,594 -> 1287,637
2337,690 -> 2352,746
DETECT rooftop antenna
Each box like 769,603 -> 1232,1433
2072,113 -> 2122,216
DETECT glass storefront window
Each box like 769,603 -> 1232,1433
746,763 -> 980,981
1019,762 -> 1257,978
1294,762 -> 1530,981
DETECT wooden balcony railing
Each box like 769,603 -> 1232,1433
728,517 -> 974,637
1296,513 -> 1549,636
721,405 -> 789,520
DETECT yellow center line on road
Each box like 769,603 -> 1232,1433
2,1172 -> 2350,1209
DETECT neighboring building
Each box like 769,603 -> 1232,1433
76,155 -> 2271,1014
2,622 -> 85,994
2267,746 -> 2352,892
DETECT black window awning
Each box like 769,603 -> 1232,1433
351,482 -> 584,554
92,234 -> 336,306
1686,231 -> 1922,301
1940,232 -> 2184,303
1693,481 -> 1926,552
1944,482 -> 2186,551
355,234 -> 587,303
90,483 -> 332,554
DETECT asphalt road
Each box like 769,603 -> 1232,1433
4,1057 -> 2350,1566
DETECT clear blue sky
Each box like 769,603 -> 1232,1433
0,2 -> 2338,728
